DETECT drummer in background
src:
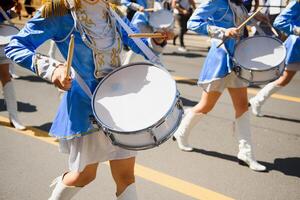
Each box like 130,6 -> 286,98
0,0 -> 26,130
5,0 -> 172,199
171,0 -> 196,52
249,0 -> 300,116
123,0 -> 174,64
173,0 -> 269,171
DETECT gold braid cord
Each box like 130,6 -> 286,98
41,0 -> 81,18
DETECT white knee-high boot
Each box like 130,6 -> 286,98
173,109 -> 203,151
235,111 -> 266,171
117,183 -> 137,200
123,50 -> 136,65
3,81 -> 26,130
249,81 -> 282,116
48,175 -> 82,200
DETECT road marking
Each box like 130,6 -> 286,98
173,76 -> 300,103
0,115 -> 234,200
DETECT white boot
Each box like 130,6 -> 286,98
48,40 -> 57,59
9,63 -> 20,79
48,174 -> 82,200
123,50 -> 135,65
249,81 -> 281,116
3,81 -> 26,130
117,183 -> 137,200
173,109 -> 203,151
235,112 -> 266,172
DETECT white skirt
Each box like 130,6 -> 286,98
59,131 -> 137,172
201,72 -> 248,93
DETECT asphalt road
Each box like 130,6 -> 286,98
0,34 -> 299,200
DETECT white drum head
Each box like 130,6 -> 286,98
234,36 -> 286,70
149,10 -> 174,29
0,24 -> 19,45
93,63 -> 177,132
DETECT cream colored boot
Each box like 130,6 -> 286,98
173,109 -> 203,151
123,50 -> 136,65
236,111 -> 266,172
3,81 -> 26,130
48,175 -> 82,200
249,81 -> 281,116
117,183 -> 137,200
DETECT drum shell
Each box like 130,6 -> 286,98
104,96 -> 183,150
92,62 -> 183,150
233,36 -> 286,85
233,60 -> 285,85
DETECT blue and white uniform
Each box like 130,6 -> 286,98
273,0 -> 300,69
187,0 -> 248,91
5,0 -> 162,172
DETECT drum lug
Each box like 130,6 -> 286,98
234,65 -> 241,76
148,129 -> 158,145
249,70 -> 254,82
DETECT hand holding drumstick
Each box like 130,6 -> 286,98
51,35 -> 74,91
217,7 -> 263,48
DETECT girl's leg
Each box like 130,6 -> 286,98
49,163 -> 99,200
249,69 -> 297,116
174,91 -> 221,151
228,87 -> 266,171
0,64 -> 25,130
110,157 -> 137,200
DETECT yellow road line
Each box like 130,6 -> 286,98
173,76 -> 300,103
0,115 -> 234,200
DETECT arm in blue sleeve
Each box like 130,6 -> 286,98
187,0 -> 219,36
4,11 -> 56,73
273,1 -> 300,35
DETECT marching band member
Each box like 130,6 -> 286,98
123,0 -> 172,64
5,0 -> 172,199
0,0 -> 26,130
249,0 -> 300,116
173,0 -> 267,171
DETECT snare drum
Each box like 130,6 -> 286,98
149,9 -> 174,31
0,24 -> 19,58
233,36 -> 286,85
92,62 -> 183,150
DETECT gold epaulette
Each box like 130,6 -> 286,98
41,0 -> 68,18
109,3 -> 126,17
41,0 -> 81,18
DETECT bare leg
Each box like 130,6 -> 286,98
174,91 -> 221,151
49,163 -> 99,200
110,157 -> 136,197
249,69 -> 297,116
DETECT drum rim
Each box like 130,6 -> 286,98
91,62 -> 179,134
233,35 -> 287,72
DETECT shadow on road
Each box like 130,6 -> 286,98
17,75 -> 52,84
180,97 -> 198,107
33,122 -> 52,133
192,148 -> 300,178
0,99 -> 37,112
262,114 -> 300,123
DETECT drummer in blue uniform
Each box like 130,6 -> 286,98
0,1 -> 26,130
123,0 -> 173,64
172,0 -> 268,171
249,0 -> 300,116
5,0 -> 172,199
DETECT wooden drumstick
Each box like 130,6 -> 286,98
267,22 -> 279,37
217,7 -> 263,48
144,8 -> 155,12
66,34 -> 75,78
128,33 -> 166,38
